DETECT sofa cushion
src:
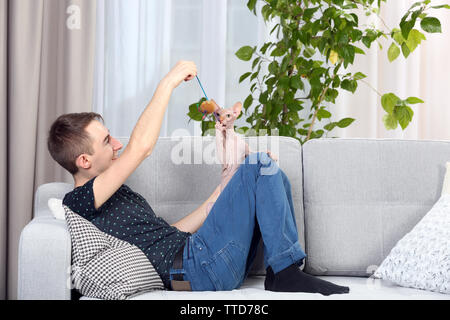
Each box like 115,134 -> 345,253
118,135 -> 305,275
64,205 -> 164,300
48,198 -> 65,220
373,193 -> 450,294
80,275 -> 450,300
302,138 -> 450,276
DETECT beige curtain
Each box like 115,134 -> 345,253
0,0 -> 96,299
331,0 -> 450,140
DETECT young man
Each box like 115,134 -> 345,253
48,60 -> 349,295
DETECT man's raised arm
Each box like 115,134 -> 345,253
92,61 -> 197,210
129,60 -> 197,156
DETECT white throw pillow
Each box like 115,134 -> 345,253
48,198 -> 65,220
373,193 -> 450,294
442,162 -> 450,196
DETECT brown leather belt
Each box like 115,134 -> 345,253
170,242 -> 192,291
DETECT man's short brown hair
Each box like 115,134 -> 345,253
47,112 -> 104,175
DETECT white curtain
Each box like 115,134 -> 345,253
331,0 -> 450,140
94,0 -> 267,137
94,0 -> 450,141
94,0 -> 173,137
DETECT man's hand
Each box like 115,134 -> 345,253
164,60 -> 197,90
171,184 -> 222,234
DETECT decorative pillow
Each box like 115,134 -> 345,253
63,205 -> 164,299
48,198 -> 65,220
373,193 -> 450,294
442,162 -> 450,196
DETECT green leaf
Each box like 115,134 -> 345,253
303,7 -> 320,20
260,42 -> 273,54
353,72 -> 367,80
265,77 -> 276,87
409,1 -> 423,10
287,100 -> 304,112
243,94 -> 253,110
239,72 -> 252,83
405,97 -> 424,104
337,118 -> 355,128
400,19 -> 415,39
268,61 -> 279,75
431,4 -> 450,9
290,75 -> 304,90
341,79 -> 357,93
325,88 -> 339,103
247,0 -> 257,13
298,128 -> 309,136
187,109 -> 204,121
202,120 -> 216,135
261,4 -> 272,21
421,17 -> 442,33
395,106 -> 414,130
317,108 -> 332,120
271,47 -> 286,57
303,47 -> 316,58
324,122 -> 337,131
259,91 -> 269,104
278,76 -> 290,89
236,126 -> 250,135
388,42 -> 401,62
250,72 -> 259,81
381,93 -> 400,115
354,46 -> 366,55
252,57 -> 261,69
236,46 -> 254,61
340,45 -> 355,64
391,28 -> 405,45
405,29 -> 426,52
264,101 -> 273,115
401,42 -> 411,58
332,76 -> 341,88
383,114 -> 398,130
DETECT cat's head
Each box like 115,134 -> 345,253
215,101 -> 242,130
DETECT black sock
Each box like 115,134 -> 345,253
265,264 -> 350,296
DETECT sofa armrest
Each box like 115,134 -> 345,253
18,216 -> 72,300
34,182 -> 73,218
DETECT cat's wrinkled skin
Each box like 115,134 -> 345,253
205,99 -> 278,215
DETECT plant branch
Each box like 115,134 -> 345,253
359,78 -> 382,97
350,0 -> 392,33
255,52 -> 272,63
306,82 -> 331,141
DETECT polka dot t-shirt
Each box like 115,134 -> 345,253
62,176 -> 190,287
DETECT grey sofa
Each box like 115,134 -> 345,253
18,137 -> 450,300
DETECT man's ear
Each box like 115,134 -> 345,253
75,154 -> 92,170
232,102 -> 242,117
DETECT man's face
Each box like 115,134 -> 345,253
77,120 -> 123,176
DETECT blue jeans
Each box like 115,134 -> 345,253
170,152 -> 307,291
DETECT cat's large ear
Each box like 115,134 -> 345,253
232,102 -> 242,118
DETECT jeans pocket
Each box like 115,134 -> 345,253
201,241 -> 247,291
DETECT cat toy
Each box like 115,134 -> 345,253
196,76 -> 220,122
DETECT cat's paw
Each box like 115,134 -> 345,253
267,150 -> 278,162
215,121 -> 226,132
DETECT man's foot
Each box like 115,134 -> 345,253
264,265 -> 350,296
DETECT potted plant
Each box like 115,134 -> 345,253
188,0 -> 449,144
